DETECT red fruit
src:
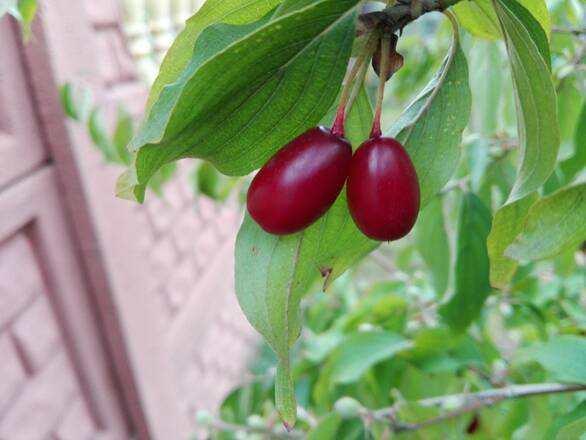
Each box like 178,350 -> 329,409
347,137 -> 420,241
466,414 -> 480,434
247,127 -> 352,235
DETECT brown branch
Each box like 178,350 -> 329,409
358,0 -> 464,35
369,383 -> 586,433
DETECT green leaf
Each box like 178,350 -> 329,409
468,40 -> 503,136
517,336 -> 586,383
506,182 -> 586,261
389,37 -> 471,207
487,192 -> 538,288
235,88 -> 374,428
306,414 -> 342,440
15,0 -> 36,39
328,332 -> 411,384
113,108 -> 134,166
559,102 -> 586,186
126,0 -> 361,202
415,197 -> 450,297
88,108 -> 117,162
59,83 -> 93,123
1,0 -> 38,40
494,0 -> 559,203
455,0 -> 551,41
454,0 -> 501,40
440,193 -> 492,332
556,418 -> 586,440
146,0 -> 282,113
548,401 -> 586,440
273,0 -> 318,18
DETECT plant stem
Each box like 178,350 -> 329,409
207,418 -> 304,438
552,26 -> 586,36
371,34 -> 392,138
369,382 -> 586,433
332,31 -> 380,137
358,0 -> 464,35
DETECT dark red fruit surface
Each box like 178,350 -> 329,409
347,137 -> 420,241
247,127 -> 352,235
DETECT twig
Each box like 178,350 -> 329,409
552,26 -> 586,36
358,0 -> 463,35
370,382 -> 586,433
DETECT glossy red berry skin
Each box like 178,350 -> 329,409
247,127 -> 352,235
347,137 -> 420,241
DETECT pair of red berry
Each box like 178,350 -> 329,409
246,124 -> 420,241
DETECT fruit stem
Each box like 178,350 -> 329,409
331,30 -> 380,137
371,33 -> 392,138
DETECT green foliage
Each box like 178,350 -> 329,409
517,336 -> 586,384
0,0 -> 38,39
416,197 -> 450,297
440,193 -> 492,332
454,0 -> 550,41
507,182 -> 586,261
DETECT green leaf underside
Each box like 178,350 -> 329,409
146,0 -> 282,113
454,0 -> 550,41
416,198 -> 450,297
487,0 -> 560,283
440,193 -> 492,332
235,23 -> 471,426
123,0 -> 361,202
389,43 -> 471,208
517,335 -> 586,384
556,418 -> 586,440
506,183 -> 586,261
329,332 -> 412,384
487,192 -> 538,288
494,0 -> 558,203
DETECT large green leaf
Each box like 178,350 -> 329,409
440,193 -> 492,332
455,0 -> 550,41
487,0 -> 560,285
516,336 -> 586,384
389,42 -> 471,207
556,417 -> 586,440
487,192 -> 538,288
415,197 -> 450,297
506,182 -> 586,261
494,0 -> 558,203
235,89 -> 374,428
328,332 -> 411,384
122,0 -> 361,202
146,0 -> 282,112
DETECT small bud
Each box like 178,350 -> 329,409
333,397 -> 363,419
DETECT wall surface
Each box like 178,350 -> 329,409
0,1 -> 258,439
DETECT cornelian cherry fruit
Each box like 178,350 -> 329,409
247,127 -> 352,235
347,136 -> 420,241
